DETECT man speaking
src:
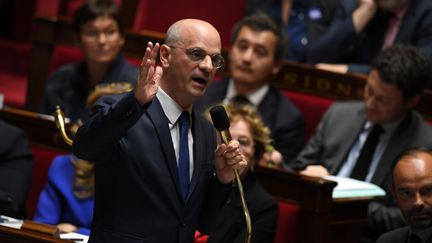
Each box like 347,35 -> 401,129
72,19 -> 247,243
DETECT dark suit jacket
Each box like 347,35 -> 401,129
291,101 -> 432,241
307,0 -> 432,74
72,92 -> 232,243
0,120 -> 33,219
207,173 -> 278,243
195,79 -> 306,166
376,226 -> 432,243
376,227 -> 410,243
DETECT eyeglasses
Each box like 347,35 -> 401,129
169,45 -> 224,69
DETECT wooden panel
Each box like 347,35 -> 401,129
255,166 -> 371,243
0,106 -> 371,243
0,222 -> 68,243
0,107 -> 69,151
272,60 -> 432,119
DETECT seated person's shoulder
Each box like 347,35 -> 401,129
376,226 -> 409,243
328,100 -> 363,113
0,120 -> 26,142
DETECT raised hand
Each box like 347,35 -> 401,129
135,42 -> 163,106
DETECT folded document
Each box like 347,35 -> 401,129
323,176 -> 386,199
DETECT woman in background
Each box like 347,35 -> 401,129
197,103 -> 279,243
39,0 -> 137,121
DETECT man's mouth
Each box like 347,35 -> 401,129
237,65 -> 253,73
192,77 -> 208,85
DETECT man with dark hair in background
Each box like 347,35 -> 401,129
291,45 -> 432,242
196,13 -> 305,168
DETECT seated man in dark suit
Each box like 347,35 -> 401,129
307,0 -> 432,75
196,13 -> 306,168
0,120 -> 33,219
291,45 -> 432,242
376,147 -> 432,243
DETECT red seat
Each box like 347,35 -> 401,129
26,146 -> 66,218
133,0 -> 246,47
273,202 -> 300,243
0,39 -> 31,108
193,201 -> 300,243
48,44 -> 139,75
0,72 -> 27,108
48,45 -> 84,75
284,91 -> 333,141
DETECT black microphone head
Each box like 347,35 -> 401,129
210,105 -> 230,131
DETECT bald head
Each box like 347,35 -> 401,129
165,19 -> 221,48
158,19 -> 222,109
391,147 -> 432,229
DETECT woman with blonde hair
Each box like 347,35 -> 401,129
198,103 -> 279,243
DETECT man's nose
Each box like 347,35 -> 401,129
199,55 -> 213,71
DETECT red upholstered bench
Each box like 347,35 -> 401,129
0,72 -> 27,108
283,91 -> 333,141
48,45 -> 84,74
273,201 -> 299,243
0,39 -> 31,108
26,146 -> 67,218
48,44 -> 139,75
132,0 -> 245,47
193,201 -> 300,243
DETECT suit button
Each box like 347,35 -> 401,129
181,223 -> 186,227
126,110 -> 133,117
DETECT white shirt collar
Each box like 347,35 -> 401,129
156,88 -> 191,125
364,113 -> 406,135
225,78 -> 269,106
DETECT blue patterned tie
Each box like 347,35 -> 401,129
178,111 -> 190,201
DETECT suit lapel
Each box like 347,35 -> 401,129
394,0 -> 417,43
257,87 -> 277,128
371,113 -> 413,185
332,107 -> 366,174
146,98 -> 182,199
188,110 -> 207,199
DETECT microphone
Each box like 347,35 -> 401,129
209,105 -> 232,144
209,105 -> 252,243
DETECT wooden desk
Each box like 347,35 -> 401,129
0,221 -> 68,243
0,106 -> 372,243
273,60 -> 432,119
0,107 -> 69,151
255,166 -> 372,243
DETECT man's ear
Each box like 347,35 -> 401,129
159,44 -> 171,68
